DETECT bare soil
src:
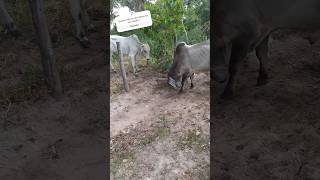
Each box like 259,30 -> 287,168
110,66 -> 210,179
213,34 -> 320,179
0,20 -> 107,180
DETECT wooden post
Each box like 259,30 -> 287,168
116,42 -> 129,92
28,0 -> 63,95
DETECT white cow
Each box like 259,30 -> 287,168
110,34 -> 151,74
0,0 -> 95,47
110,39 -> 117,71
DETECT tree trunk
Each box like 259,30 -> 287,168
173,32 -> 176,59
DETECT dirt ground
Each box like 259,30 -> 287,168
0,19 -> 107,180
110,65 -> 210,179
213,33 -> 320,179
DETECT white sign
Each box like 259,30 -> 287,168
116,10 -> 152,32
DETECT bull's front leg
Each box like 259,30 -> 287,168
190,73 -> 195,88
256,36 -> 269,86
179,74 -> 188,93
221,43 -> 249,99
129,55 -> 137,75
110,61 -> 116,72
0,0 -> 19,37
68,0 -> 90,48
134,53 -> 140,73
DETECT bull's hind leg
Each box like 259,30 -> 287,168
221,43 -> 250,99
68,0 -> 90,48
190,73 -> 195,88
256,36 -> 269,86
129,55 -> 137,75
0,0 -> 19,37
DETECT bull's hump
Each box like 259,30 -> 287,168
176,42 -> 187,48
175,42 -> 188,54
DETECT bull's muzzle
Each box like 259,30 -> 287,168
168,77 -> 178,89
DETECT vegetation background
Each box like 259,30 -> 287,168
110,0 -> 210,71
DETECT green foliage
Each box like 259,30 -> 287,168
111,0 -> 209,72
178,0 -> 210,42
113,0 -> 185,71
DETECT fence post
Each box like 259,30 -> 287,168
116,42 -> 129,92
28,0 -> 63,95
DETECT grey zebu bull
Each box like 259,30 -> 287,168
168,40 -> 210,93
110,34 -> 151,74
0,0 -> 95,47
212,0 -> 320,99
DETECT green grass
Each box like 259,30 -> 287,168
139,126 -> 171,147
149,57 -> 172,73
110,151 -> 136,177
111,55 -> 150,73
177,128 -> 209,152
111,83 -> 124,94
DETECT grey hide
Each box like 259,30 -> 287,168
168,40 -> 210,93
